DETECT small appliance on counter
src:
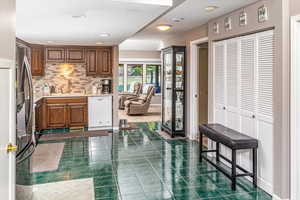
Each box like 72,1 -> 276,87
101,79 -> 112,94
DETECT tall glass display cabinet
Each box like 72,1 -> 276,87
161,46 -> 186,137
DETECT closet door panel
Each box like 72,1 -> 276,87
239,35 -> 257,172
256,30 -> 274,190
240,35 -> 256,118
256,31 -> 274,122
225,39 -> 240,131
257,119 -> 273,187
213,41 -> 226,125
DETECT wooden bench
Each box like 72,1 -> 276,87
199,123 -> 258,190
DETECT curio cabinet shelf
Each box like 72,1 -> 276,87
161,46 -> 186,137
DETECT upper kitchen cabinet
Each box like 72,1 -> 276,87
86,49 -> 97,76
45,47 -> 65,62
30,45 -> 44,76
46,46 -> 86,63
97,48 -> 112,75
66,47 -> 85,63
86,47 -> 113,76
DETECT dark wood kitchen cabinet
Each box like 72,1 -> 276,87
35,97 -> 87,130
86,47 -> 112,76
45,47 -> 65,62
46,104 -> 68,128
68,103 -> 87,127
86,49 -> 97,76
30,45 -> 44,76
66,48 -> 85,63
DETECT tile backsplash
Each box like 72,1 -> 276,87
33,63 -> 111,99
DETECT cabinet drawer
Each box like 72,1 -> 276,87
45,97 -> 87,104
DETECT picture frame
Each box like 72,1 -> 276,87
258,5 -> 268,22
239,11 -> 247,26
213,22 -> 219,34
224,17 -> 232,31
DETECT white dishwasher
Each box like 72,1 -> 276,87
88,96 -> 112,130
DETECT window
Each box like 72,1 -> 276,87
118,63 -> 161,93
146,65 -> 161,93
127,64 -> 143,92
118,64 -> 124,92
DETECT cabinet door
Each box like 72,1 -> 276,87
46,47 -> 65,62
66,48 -> 85,63
68,103 -> 87,127
97,48 -> 112,75
225,39 -> 240,131
256,30 -> 274,187
86,49 -> 97,76
31,45 -> 44,76
213,41 -> 226,125
46,104 -> 67,128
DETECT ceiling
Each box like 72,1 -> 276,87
16,0 -> 180,45
120,0 -> 258,51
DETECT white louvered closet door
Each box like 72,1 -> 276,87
225,39 -> 240,131
213,41 -> 226,125
256,30 -> 274,189
239,34 -> 257,172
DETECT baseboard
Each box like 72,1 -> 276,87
272,194 -> 290,200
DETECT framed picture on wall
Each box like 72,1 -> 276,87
258,5 -> 268,22
239,11 -> 247,26
213,22 -> 219,34
224,17 -> 232,31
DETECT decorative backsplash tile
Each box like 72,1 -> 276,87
33,63 -> 111,99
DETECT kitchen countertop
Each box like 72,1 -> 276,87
34,93 -> 113,103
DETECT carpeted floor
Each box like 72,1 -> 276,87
118,105 -> 161,123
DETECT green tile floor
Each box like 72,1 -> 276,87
17,122 -> 272,200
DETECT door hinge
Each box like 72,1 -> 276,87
6,143 -> 18,153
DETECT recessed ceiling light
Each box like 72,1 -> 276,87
99,33 -> 111,37
96,42 -> 104,45
205,6 -> 218,12
47,41 -> 54,43
72,14 -> 86,19
156,24 -> 172,31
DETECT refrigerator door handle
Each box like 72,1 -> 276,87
23,56 -> 36,146
16,142 -> 35,164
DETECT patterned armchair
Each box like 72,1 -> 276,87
124,86 -> 155,115
118,82 -> 142,110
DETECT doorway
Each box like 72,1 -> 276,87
197,43 -> 209,125
291,15 -> 300,200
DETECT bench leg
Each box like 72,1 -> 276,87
231,149 -> 236,190
253,148 -> 257,187
216,142 -> 220,162
199,132 -> 203,162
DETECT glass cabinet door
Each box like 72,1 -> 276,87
175,52 -> 184,131
163,52 -> 172,129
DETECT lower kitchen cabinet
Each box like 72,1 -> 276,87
35,97 -> 87,130
46,104 -> 67,128
68,103 -> 87,127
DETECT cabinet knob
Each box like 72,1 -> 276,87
252,115 -> 256,119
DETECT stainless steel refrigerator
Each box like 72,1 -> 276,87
16,44 -> 37,200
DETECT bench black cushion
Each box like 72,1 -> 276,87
199,124 -> 258,150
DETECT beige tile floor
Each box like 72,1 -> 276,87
118,105 -> 161,123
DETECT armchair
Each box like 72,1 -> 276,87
124,86 -> 155,115
118,82 -> 142,109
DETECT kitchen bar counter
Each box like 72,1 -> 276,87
34,93 -> 113,103
34,94 -> 113,131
